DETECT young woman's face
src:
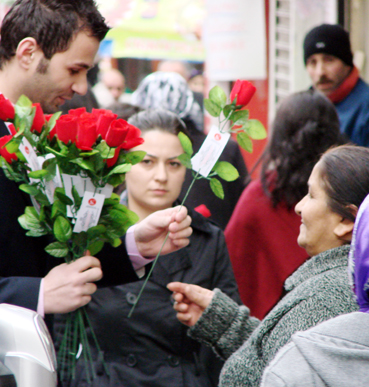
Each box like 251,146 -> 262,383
125,129 -> 186,220
295,162 -> 345,257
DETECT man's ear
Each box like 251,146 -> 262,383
334,205 -> 358,242
15,38 -> 39,69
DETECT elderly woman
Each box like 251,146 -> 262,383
261,191 -> 369,387
168,145 -> 369,387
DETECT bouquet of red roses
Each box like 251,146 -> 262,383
0,94 -> 145,383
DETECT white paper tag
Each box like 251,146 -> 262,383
37,154 -> 61,204
73,191 -> 105,233
62,174 -> 84,217
19,138 -> 40,171
191,125 -> 231,177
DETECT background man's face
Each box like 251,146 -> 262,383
306,53 -> 352,96
21,31 -> 99,113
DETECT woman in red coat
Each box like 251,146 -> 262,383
225,90 -> 346,319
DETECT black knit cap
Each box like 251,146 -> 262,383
303,24 -> 353,67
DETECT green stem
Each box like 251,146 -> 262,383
128,170 -> 200,318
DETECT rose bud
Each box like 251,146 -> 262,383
230,80 -> 256,106
105,119 -> 130,147
55,114 -> 79,144
0,94 -> 15,121
30,103 -> 46,133
121,125 -> 144,150
68,107 -> 87,117
6,123 -> 16,135
0,135 -> 18,163
76,118 -> 97,150
194,204 -> 211,218
96,111 -> 117,139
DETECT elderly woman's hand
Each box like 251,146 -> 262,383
167,282 -> 214,326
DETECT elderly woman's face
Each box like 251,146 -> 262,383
295,162 -> 345,257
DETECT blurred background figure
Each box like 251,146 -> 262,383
187,69 -> 205,94
157,60 -> 191,80
93,68 -> 128,108
131,71 -> 249,229
56,109 -> 241,387
225,90 -> 346,319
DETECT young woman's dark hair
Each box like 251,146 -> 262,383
128,108 -> 192,140
258,89 -> 345,208
319,145 -> 369,222
0,0 -> 109,68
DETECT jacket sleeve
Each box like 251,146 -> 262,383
0,277 -> 41,311
188,289 -> 260,359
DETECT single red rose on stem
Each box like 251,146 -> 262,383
96,111 -> 117,139
194,204 -> 211,218
105,119 -> 130,147
121,125 -> 144,150
55,115 -> 79,144
0,94 -> 15,121
76,118 -> 97,150
30,103 -> 46,133
0,135 -> 18,163
230,80 -> 256,106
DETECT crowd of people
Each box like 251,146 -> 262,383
0,1 -> 368,386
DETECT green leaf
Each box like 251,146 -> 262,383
125,150 -> 146,165
108,163 -> 131,175
204,98 -> 221,117
212,161 -> 239,182
87,240 -> 105,256
209,85 -> 227,108
53,216 -> 72,242
46,111 -> 62,133
237,132 -> 253,153
223,104 -> 234,120
16,94 -> 33,108
96,141 -> 115,159
71,185 -> 82,208
18,207 -> 43,231
45,146 -> 66,158
28,169 -> 49,179
4,139 -> 20,154
178,153 -> 192,169
80,150 -> 100,157
246,119 -> 267,140
107,173 -> 125,187
70,158 -> 95,172
87,225 -> 107,239
209,178 -> 224,199
230,109 -> 249,125
19,184 -> 40,196
26,229 -> 48,237
111,238 -> 122,248
104,193 -> 121,206
72,232 -> 88,248
51,200 -> 67,218
178,132 -> 193,156
55,191 -> 74,206
45,242 -> 69,258
34,192 -> 50,206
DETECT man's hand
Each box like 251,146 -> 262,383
43,255 -> 103,314
134,206 -> 192,257
167,282 -> 214,326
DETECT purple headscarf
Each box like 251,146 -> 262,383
349,193 -> 369,313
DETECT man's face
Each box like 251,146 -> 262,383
22,31 -> 99,113
306,53 -> 352,96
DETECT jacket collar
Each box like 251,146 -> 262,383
327,66 -> 359,104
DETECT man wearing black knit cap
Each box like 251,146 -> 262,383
304,24 -> 369,146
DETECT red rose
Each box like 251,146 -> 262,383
55,115 -> 79,144
30,103 -> 46,133
96,111 -> 117,139
121,125 -> 144,150
76,117 -> 97,150
105,145 -> 121,168
230,80 -> 256,106
194,204 -> 211,218
0,135 -> 17,163
92,108 -> 111,117
69,107 -> 87,117
105,119 -> 130,147
0,94 -> 15,121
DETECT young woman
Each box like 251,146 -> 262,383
59,109 -> 241,387
225,90 -> 345,319
168,145 -> 369,387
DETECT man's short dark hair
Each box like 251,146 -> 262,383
0,0 -> 110,68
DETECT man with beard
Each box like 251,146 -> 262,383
304,24 -> 369,146
0,0 -> 191,321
